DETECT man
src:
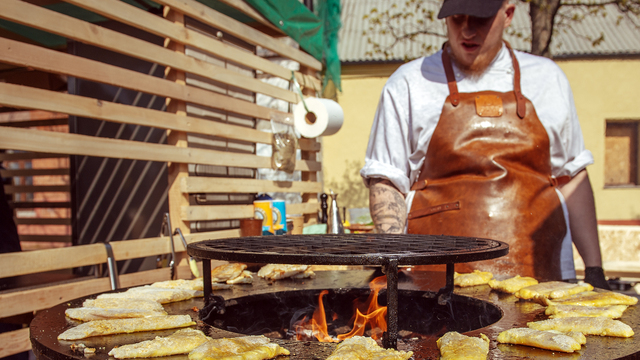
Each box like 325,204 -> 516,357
360,0 -> 608,287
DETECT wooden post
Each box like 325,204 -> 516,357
299,65 -> 319,225
164,7 -> 189,271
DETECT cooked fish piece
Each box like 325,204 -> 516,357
151,279 -> 233,291
515,281 -> 593,300
326,336 -> 413,360
527,316 -> 634,337
108,328 -> 209,359
211,263 -> 247,283
488,275 -> 538,294
454,270 -> 493,287
291,269 -> 316,279
545,304 -> 629,319
83,298 -> 165,312
437,331 -> 489,359
257,264 -> 312,280
497,328 -> 582,353
97,286 -> 202,304
188,335 -> 289,360
542,291 -> 639,307
226,270 -> 253,285
58,315 -> 196,340
65,307 -> 167,322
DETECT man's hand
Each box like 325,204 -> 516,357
369,179 -> 407,234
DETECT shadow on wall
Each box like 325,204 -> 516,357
326,160 -> 369,211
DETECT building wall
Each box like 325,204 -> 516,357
326,58 -> 640,222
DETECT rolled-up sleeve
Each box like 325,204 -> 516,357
360,78 -> 413,195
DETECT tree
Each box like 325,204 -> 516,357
364,0 -> 640,58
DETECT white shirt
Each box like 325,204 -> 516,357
360,44 -> 593,279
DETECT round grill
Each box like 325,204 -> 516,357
187,234 -> 509,265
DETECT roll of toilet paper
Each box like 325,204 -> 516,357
293,97 -> 344,138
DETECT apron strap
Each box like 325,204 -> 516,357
441,41 -> 526,118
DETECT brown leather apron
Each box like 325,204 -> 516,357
407,43 -> 567,280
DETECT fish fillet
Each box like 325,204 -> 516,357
437,331 -> 489,359
58,315 -> 196,340
527,316 -> 634,337
188,335 -> 290,360
497,328 -> 582,353
97,286 -> 202,304
545,304 -> 629,319
515,281 -> 593,300
541,291 -> 639,307
211,263 -> 247,283
226,270 -> 253,284
326,336 -> 413,360
65,307 -> 167,322
454,270 -> 493,287
257,264 -> 313,280
151,279 -> 232,291
108,328 -> 209,359
83,298 -> 165,312
488,275 -> 538,294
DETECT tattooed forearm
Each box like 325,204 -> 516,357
369,179 -> 407,234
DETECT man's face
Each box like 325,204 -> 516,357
445,2 -> 515,75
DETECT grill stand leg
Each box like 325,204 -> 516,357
437,263 -> 455,305
203,259 -> 212,306
383,258 -> 398,350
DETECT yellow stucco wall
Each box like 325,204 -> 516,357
557,58 -> 640,220
325,59 -> 640,220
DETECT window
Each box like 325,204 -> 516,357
605,120 -> 639,186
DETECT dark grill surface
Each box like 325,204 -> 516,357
187,234 -> 509,265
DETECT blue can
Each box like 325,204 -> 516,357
271,200 -> 287,235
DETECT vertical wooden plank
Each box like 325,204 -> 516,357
299,65 -> 319,225
164,7 -> 190,239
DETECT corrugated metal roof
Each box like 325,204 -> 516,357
339,0 -> 640,63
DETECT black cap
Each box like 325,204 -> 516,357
437,0 -> 505,19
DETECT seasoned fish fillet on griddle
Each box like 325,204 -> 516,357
211,263 -> 247,283
226,270 -> 253,284
83,298 -> 165,312
497,328 -> 583,353
97,286 -> 202,304
454,270 -> 493,287
65,307 -> 167,322
58,315 -> 195,340
488,275 -> 538,294
108,328 -> 209,358
326,336 -> 412,360
257,264 -> 314,280
151,279 -> 232,291
515,281 -> 593,300
527,316 -> 634,337
545,304 -> 629,319
541,290 -> 638,307
188,335 -> 289,360
437,331 -> 489,359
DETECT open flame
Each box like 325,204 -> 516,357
293,275 -> 388,342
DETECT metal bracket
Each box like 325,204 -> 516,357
383,258 -> 399,350
104,243 -> 120,290
161,212 -> 177,280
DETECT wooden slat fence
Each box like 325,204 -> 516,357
0,0 -> 324,357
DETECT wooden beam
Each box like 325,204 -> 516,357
62,0 -> 304,100
0,36 -> 281,122
4,185 -> 70,193
0,0 -> 297,104
0,168 -> 69,177
14,217 -> 71,225
153,0 -> 322,71
181,202 -> 318,222
0,82 -> 318,153
0,127 -> 322,172
0,110 -> 68,123
0,328 -> 30,359
0,266 -> 188,319
181,177 -> 323,194
215,0 -> 284,35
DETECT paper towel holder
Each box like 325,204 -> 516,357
305,111 -> 317,125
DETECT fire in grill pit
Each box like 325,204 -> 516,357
203,275 -> 502,343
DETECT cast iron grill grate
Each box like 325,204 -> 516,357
187,234 -> 508,266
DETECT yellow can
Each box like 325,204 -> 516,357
253,200 -> 273,235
